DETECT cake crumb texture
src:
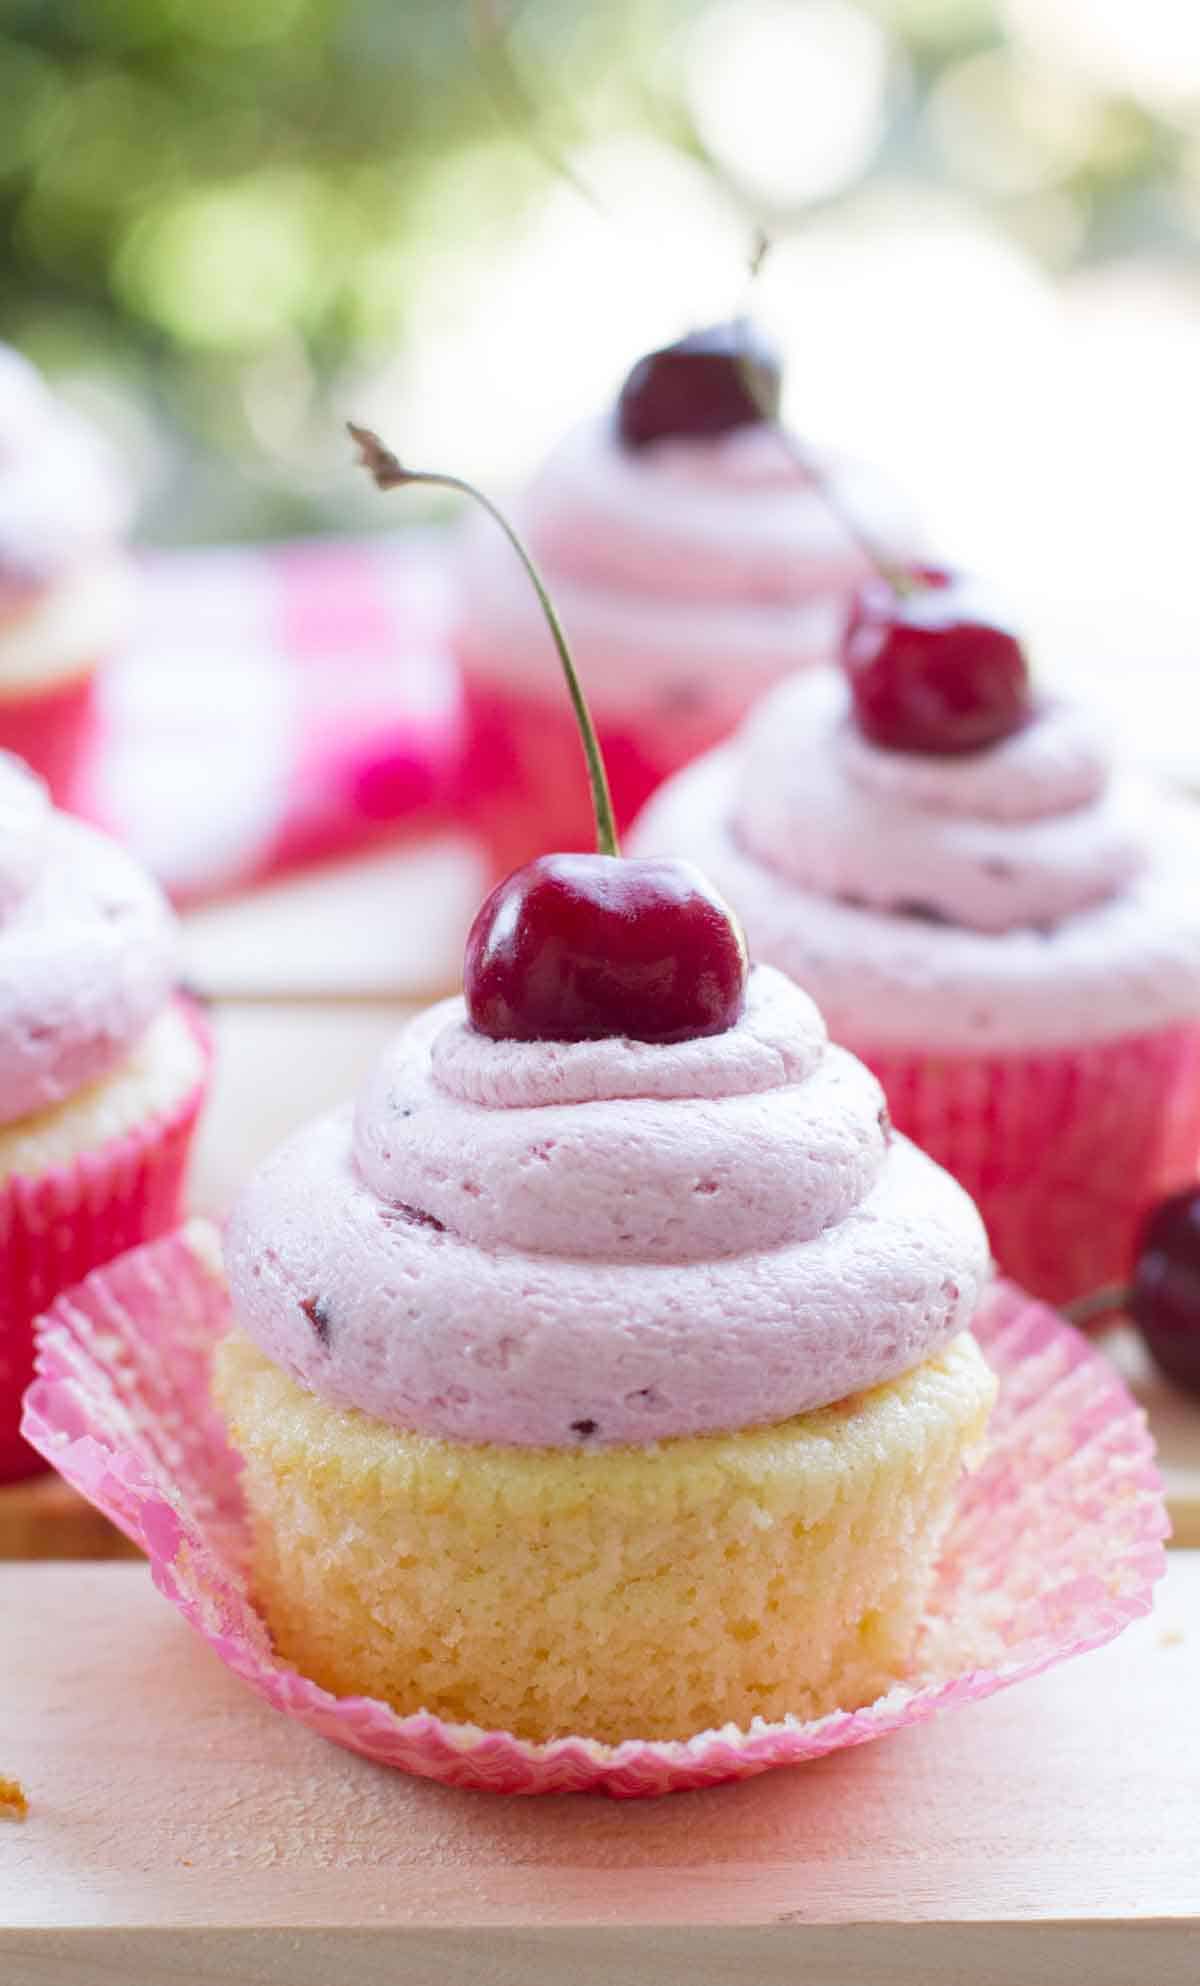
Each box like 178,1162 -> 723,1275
215,1327 -> 995,1744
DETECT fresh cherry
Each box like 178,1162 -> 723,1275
1129,1189 -> 1200,1399
349,421 -> 751,1047
616,318 -> 781,450
843,566 -> 1034,756
464,852 -> 748,1044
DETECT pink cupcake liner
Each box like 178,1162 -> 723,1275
0,669 -> 98,809
0,998 -> 212,1484
858,1024 -> 1200,1309
459,673 -> 746,883
22,1223 -> 1166,1797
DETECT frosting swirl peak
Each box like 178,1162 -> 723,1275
226,966 -> 990,1448
734,674 -> 1144,935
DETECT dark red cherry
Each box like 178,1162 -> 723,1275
1129,1189 -> 1200,1399
465,852 -> 749,1044
616,319 -> 781,450
843,566 -> 1034,756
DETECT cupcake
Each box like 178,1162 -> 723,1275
455,320 -> 919,879
634,568 -> 1200,1306
216,963 -> 994,1742
208,431 -> 994,1748
0,751 -> 209,1481
0,345 -> 135,805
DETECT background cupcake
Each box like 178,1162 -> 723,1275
455,321 -> 920,880
0,345 -> 135,806
634,573 -> 1200,1305
0,752 -> 209,1481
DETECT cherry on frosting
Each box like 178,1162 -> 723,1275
843,566 -> 1034,757
465,852 -> 748,1044
349,421 -> 751,1046
616,318 -> 781,450
1129,1188 -> 1200,1399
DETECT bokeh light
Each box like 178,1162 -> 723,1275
0,0 -> 1195,573
685,0 -> 897,208
1001,0 -> 1200,113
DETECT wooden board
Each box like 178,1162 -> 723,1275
0,1475 -> 136,1562
1106,1326 -> 1200,1548
0,1557 -> 1196,1983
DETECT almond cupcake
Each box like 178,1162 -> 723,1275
455,321 -> 919,878
634,571 -> 1200,1305
209,432 -> 992,1746
0,752 -> 209,1481
215,957 -> 993,1743
0,345 -> 135,804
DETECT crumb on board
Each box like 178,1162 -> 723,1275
0,1776 -> 28,1820
1158,1626 -> 1185,1649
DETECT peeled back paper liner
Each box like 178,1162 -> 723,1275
23,1221 -> 1168,1799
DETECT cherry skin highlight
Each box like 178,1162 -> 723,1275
843,566 -> 1034,756
465,852 -> 750,1044
616,319 -> 781,450
1129,1188 -> 1200,1399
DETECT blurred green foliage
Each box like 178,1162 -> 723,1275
0,0 -> 1194,540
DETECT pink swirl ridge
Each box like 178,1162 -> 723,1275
0,752 -> 179,1124
224,966 -> 991,1448
456,418 -> 920,712
734,674 -> 1146,935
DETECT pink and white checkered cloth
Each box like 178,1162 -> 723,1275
78,535 -> 463,903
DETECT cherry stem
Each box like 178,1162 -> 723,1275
1063,1281 -> 1131,1329
348,422 -> 620,859
729,312 -> 916,598
468,0 -> 603,213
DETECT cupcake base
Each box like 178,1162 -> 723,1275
23,1226 -> 1168,1795
858,1024 -> 1200,1307
0,998 -> 210,1483
214,1328 -> 995,1745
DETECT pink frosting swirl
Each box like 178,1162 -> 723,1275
456,417 -> 919,714
0,345 -> 133,609
734,674 -> 1144,935
225,966 -> 990,1449
0,753 -> 179,1124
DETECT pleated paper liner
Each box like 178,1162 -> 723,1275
859,1023 -> 1200,1308
23,1222 -> 1167,1798
0,997 -> 212,1484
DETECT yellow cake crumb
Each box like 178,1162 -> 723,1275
0,1777 -> 28,1820
215,1329 -> 996,1745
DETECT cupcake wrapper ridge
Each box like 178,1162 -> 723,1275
0,670 -> 99,809
22,1221 -> 1167,1797
0,997 -> 212,1483
860,1023 -> 1200,1307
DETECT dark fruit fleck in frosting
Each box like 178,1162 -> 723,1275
300,1295 -> 331,1346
